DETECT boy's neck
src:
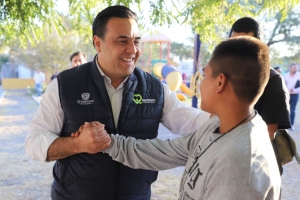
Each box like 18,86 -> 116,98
217,107 -> 255,134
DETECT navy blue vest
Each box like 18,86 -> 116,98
51,58 -> 164,200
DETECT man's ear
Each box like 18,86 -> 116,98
93,35 -> 102,53
216,73 -> 227,93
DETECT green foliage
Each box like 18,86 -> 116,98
184,0 -> 300,46
148,0 -> 180,26
0,0 -> 66,47
1,17 -> 97,79
15,30 -> 96,75
0,55 -> 9,68
1,0 -> 299,47
67,0 -> 108,43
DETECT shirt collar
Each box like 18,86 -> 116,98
94,55 -> 129,88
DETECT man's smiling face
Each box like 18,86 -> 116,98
95,17 -> 140,82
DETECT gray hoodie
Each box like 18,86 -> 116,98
104,115 -> 281,200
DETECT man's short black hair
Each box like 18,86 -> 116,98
70,51 -> 86,62
92,5 -> 138,45
209,36 -> 270,103
229,17 -> 262,40
274,66 -> 281,71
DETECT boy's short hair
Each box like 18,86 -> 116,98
229,17 -> 262,40
209,36 -> 270,103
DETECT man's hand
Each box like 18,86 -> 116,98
72,121 -> 111,154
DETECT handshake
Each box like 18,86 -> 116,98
71,121 -> 112,154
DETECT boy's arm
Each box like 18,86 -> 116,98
103,132 -> 198,171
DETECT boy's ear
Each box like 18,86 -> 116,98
216,73 -> 227,93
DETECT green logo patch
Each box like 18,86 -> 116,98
132,94 -> 142,104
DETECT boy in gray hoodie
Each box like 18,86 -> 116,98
73,36 -> 281,200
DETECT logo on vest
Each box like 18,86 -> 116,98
132,94 -> 156,104
77,93 -> 94,105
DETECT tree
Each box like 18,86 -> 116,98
14,31 -> 96,75
0,0 -> 65,47
1,17 -> 97,79
0,55 -> 9,73
1,0 -> 299,46
262,7 -> 300,71
170,42 -> 193,61
265,9 -> 300,46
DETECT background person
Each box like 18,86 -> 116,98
25,5 -> 210,200
33,69 -> 46,96
284,63 -> 300,131
69,51 -> 87,68
77,37 -> 281,200
274,66 -> 282,74
50,71 -> 59,82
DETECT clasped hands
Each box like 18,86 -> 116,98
71,121 -> 111,154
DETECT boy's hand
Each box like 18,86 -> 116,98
71,124 -> 85,138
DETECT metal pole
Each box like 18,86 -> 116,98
192,34 -> 201,108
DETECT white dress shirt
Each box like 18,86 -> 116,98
284,72 -> 300,94
25,64 -> 210,161
33,72 -> 46,84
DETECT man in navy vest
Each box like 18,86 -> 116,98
25,5 -> 210,200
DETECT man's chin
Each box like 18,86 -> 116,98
126,66 -> 135,73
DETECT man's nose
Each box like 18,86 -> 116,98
126,41 -> 137,53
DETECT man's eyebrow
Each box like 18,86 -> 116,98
117,35 -> 141,39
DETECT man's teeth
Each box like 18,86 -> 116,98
122,58 -> 133,62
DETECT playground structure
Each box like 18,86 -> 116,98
152,62 -> 201,100
141,31 -> 201,101
141,31 -> 171,62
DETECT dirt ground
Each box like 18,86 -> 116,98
0,89 -> 299,200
